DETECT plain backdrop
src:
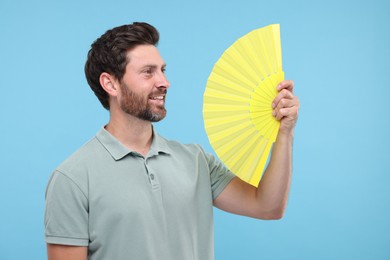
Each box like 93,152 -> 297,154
1,0 -> 389,259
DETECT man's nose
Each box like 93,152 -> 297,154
156,72 -> 170,89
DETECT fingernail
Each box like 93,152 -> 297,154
272,102 -> 276,108
272,110 -> 276,116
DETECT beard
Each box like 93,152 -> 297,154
119,83 -> 167,122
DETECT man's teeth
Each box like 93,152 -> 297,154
150,96 -> 164,100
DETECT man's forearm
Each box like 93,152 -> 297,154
255,130 -> 294,219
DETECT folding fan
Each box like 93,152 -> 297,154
203,24 -> 284,187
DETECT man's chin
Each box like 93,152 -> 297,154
150,111 -> 167,122
138,108 -> 166,122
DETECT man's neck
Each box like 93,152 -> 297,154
105,112 -> 153,157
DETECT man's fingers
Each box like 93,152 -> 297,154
277,80 -> 294,92
274,105 -> 298,121
271,80 -> 299,122
272,96 -> 300,121
272,89 -> 294,109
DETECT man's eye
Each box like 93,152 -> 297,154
145,69 -> 152,74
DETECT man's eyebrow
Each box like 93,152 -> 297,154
141,64 -> 167,69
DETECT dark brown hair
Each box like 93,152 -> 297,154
84,22 -> 159,110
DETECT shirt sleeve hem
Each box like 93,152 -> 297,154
45,235 -> 89,246
212,173 -> 235,200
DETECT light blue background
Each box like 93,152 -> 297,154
1,0 -> 389,259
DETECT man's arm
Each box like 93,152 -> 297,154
47,244 -> 87,260
213,80 -> 299,220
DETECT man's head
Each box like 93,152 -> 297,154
85,22 -> 160,110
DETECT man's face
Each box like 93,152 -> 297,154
118,44 -> 170,122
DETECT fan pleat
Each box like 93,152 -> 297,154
205,77 -> 253,98
240,136 -> 269,183
210,122 -> 254,148
207,119 -> 251,139
233,42 -> 263,80
248,141 -> 273,185
209,68 -> 255,93
258,30 -> 278,74
247,35 -> 273,78
223,49 -> 263,85
218,130 -> 260,169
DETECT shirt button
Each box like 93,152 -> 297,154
150,174 -> 155,180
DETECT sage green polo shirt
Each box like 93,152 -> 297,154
45,127 -> 235,260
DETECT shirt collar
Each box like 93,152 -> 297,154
96,126 -> 171,161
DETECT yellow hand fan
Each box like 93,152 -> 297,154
203,24 -> 284,187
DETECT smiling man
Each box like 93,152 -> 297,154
44,22 -> 299,260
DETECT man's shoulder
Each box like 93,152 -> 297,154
55,136 -> 102,177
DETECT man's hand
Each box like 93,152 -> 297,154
272,80 -> 300,135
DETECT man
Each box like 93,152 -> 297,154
45,22 -> 299,260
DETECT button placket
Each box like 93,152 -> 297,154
144,158 -> 159,189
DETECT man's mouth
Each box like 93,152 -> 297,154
149,95 -> 165,100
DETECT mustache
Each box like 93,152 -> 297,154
149,89 -> 167,96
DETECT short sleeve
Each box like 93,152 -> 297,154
44,170 -> 89,246
203,151 -> 235,200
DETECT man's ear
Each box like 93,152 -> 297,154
99,72 -> 119,97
